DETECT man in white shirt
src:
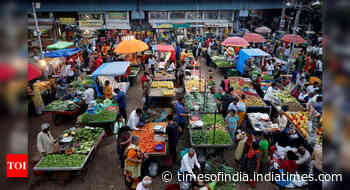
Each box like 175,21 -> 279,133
296,146 -> 311,173
136,176 -> 152,190
37,123 -> 56,157
127,108 -> 143,130
265,62 -> 274,75
263,82 -> 278,103
82,85 -> 95,105
228,97 -> 246,113
180,148 -> 201,174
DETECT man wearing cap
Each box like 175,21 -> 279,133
37,123 -> 56,157
136,176 -> 152,190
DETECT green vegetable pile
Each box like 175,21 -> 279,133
37,154 -> 85,168
79,110 -> 116,124
185,93 -> 217,113
215,60 -> 233,68
192,129 -> 232,145
201,114 -> 224,127
71,79 -> 94,90
275,90 -> 299,104
206,159 -> 237,189
44,100 -> 79,112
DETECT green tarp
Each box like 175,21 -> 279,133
47,41 -> 74,50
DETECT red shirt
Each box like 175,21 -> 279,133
141,75 -> 148,89
96,56 -> 103,68
278,159 -> 297,174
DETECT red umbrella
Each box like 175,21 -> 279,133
221,37 -> 249,47
255,26 -> 272,34
0,64 -> 17,82
243,33 -> 266,43
281,34 -> 307,44
28,63 -> 42,81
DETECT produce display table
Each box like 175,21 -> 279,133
284,112 -> 322,144
131,122 -> 167,156
76,107 -> 118,135
247,113 -> 279,134
210,55 -> 235,69
153,71 -> 176,81
33,128 -> 105,181
184,92 -> 217,113
188,113 -> 233,148
184,79 -> 205,93
44,99 -> 86,125
272,90 -> 305,112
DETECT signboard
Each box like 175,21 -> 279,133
239,10 -> 249,17
107,12 -> 128,20
204,23 -> 232,27
173,23 -> 190,29
79,20 -> 104,28
106,22 -> 131,29
58,18 -> 76,24
152,23 -> 173,29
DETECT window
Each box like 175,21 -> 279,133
79,13 -> 103,20
149,12 -> 168,20
204,11 -> 218,20
170,11 -> 186,19
219,11 -> 232,20
187,11 -> 202,20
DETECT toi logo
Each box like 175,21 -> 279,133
6,154 -> 28,178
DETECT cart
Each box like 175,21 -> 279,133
33,130 -> 105,183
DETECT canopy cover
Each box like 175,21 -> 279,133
44,48 -> 81,58
243,33 -> 266,43
28,63 -> 42,81
152,44 -> 175,52
221,37 -> 249,47
237,48 -> 270,74
46,41 -> 74,50
281,34 -> 306,44
92,61 -> 131,77
114,39 -> 148,54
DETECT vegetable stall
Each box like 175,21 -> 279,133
44,99 -> 85,125
33,127 -> 105,181
237,48 -> 270,75
149,81 -> 175,106
92,61 -> 131,97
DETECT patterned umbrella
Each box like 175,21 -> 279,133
255,26 -> 272,34
281,34 -> 307,44
221,37 -> 249,47
243,33 -> 266,43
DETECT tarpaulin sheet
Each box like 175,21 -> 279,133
237,49 -> 270,74
44,48 -> 81,58
152,44 -> 175,52
92,61 -> 130,96
47,41 -> 74,50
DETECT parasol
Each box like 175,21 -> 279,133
0,64 -> 17,82
114,39 -> 148,54
281,34 -> 307,44
28,63 -> 42,81
46,41 -> 74,50
255,26 -> 272,34
243,33 -> 266,43
221,37 -> 249,47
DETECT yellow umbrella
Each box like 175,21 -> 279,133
114,39 -> 149,54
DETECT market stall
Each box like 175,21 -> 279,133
44,99 -> 86,125
189,113 -> 233,148
153,70 -> 176,81
92,61 -> 131,97
149,81 -> 175,106
272,89 -> 305,112
131,122 -> 168,156
152,44 -> 177,70
229,77 -> 270,113
33,127 -> 105,181
247,112 -> 278,134
237,48 -> 270,75
284,112 -> 322,144
184,92 -> 217,113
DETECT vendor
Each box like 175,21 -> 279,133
37,123 -> 56,157
136,176 -> 152,190
176,97 -> 188,135
82,84 -> 95,105
103,80 -> 113,99
166,114 -> 179,163
114,88 -> 127,120
127,108 -> 143,130
55,80 -> 67,99
263,82 -> 278,105
141,106 -> 158,123
296,146 -> 311,174
180,148 -> 201,174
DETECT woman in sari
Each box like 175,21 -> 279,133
124,136 -> 145,190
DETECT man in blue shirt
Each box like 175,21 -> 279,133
113,88 -> 127,120
176,97 -> 188,136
